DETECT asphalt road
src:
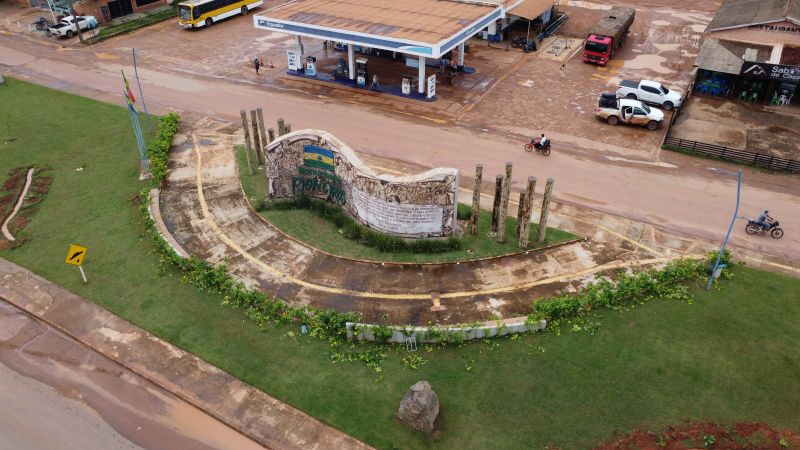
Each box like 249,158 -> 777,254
0,300 -> 263,450
0,299 -> 266,450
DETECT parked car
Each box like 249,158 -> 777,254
47,15 -> 96,38
596,94 -> 664,130
616,79 -> 683,110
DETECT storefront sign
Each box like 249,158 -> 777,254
746,24 -> 800,35
427,74 -> 436,99
740,62 -> 800,82
287,50 -> 298,71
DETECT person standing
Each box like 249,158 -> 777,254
254,57 -> 261,75
559,64 -> 566,80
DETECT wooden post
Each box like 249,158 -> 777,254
490,174 -> 503,234
268,128 -> 276,143
256,108 -> 267,165
277,118 -> 286,136
240,110 -> 254,175
515,192 -> 525,239
470,164 -> 482,235
518,176 -> 537,249
250,110 -> 261,167
496,162 -> 512,243
285,124 -> 292,133
536,178 -> 554,244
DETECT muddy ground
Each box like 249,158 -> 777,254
2,0 -> 734,160
670,96 -> 800,160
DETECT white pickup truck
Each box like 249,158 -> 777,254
47,15 -> 97,38
616,79 -> 683,111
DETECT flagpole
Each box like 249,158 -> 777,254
131,106 -> 149,176
123,90 -> 149,179
132,48 -> 152,134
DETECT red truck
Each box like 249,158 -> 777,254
583,6 -> 635,66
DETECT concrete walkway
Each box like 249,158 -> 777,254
157,118 -> 800,326
0,257 -> 372,450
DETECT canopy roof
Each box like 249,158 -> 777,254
696,38 -> 772,74
506,0 -> 554,20
707,0 -> 800,31
254,0 -> 503,57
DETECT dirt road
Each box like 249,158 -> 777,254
0,300 -> 266,450
1,0 -> 798,262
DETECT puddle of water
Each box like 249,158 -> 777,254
602,156 -> 678,168
653,43 -> 681,52
689,23 -> 706,32
622,54 -> 671,74
166,401 -> 265,450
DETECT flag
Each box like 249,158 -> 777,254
124,90 -> 137,114
303,145 -> 334,171
122,70 -> 135,103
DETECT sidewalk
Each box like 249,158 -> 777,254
0,257 -> 372,450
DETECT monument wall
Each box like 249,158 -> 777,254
265,130 -> 459,238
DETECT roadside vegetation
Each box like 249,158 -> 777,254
236,146 -> 578,263
2,78 -> 799,449
90,5 -> 175,42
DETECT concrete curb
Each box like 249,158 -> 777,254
0,257 -> 372,450
1,167 -> 34,241
148,188 -> 190,258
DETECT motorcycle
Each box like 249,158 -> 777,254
745,219 -> 784,239
524,137 -> 551,156
512,37 -> 536,52
32,16 -> 55,31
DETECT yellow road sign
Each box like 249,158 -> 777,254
65,244 -> 87,266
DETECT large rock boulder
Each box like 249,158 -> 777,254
396,381 -> 439,434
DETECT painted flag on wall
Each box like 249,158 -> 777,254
122,70 -> 135,103
303,145 -> 334,171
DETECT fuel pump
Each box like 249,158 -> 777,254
355,57 -> 368,87
305,56 -> 316,76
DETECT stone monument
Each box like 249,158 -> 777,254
265,130 -> 459,238
397,381 -> 440,434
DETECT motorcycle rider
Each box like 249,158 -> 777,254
755,209 -> 774,230
537,133 -> 549,148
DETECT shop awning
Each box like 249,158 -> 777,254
696,38 -> 773,75
507,0 -> 554,20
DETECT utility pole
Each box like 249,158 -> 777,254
73,6 -> 85,44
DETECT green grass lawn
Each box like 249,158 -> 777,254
236,147 -> 578,263
2,78 -> 800,449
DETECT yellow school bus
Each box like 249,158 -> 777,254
177,0 -> 263,29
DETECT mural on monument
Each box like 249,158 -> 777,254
265,130 -> 459,238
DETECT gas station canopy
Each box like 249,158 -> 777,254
253,0 -> 505,58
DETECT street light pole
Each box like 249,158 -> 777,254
706,168 -> 742,290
